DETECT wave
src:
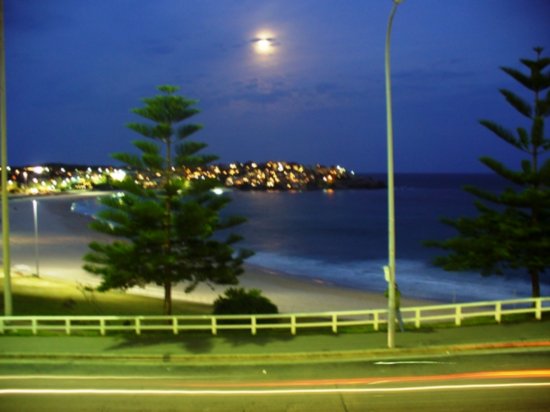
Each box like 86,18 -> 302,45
70,198 -> 100,218
248,252 -> 538,303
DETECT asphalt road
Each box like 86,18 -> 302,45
1,351 -> 549,411
0,385 -> 548,412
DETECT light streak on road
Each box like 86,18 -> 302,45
1,369 -> 549,396
0,375 -> 186,381
374,361 -> 454,365
174,369 -> 550,388
1,382 -> 550,397
1,369 -> 549,387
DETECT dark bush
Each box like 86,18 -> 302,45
213,288 -> 278,316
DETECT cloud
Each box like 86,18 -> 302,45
314,82 -> 338,95
141,41 -> 177,57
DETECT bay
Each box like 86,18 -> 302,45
72,173 -> 548,303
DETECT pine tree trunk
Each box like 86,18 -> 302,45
164,281 -> 172,315
529,268 -> 540,298
163,136 -> 173,316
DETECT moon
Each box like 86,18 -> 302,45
253,34 -> 275,55
256,38 -> 272,54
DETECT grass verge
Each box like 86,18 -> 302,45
0,274 -> 212,316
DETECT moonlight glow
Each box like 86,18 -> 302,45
253,33 -> 275,55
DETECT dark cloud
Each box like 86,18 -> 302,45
315,82 -> 338,95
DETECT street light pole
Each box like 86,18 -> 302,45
0,0 -> 12,316
384,0 -> 403,349
32,200 -> 40,277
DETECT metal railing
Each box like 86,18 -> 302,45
0,297 -> 548,336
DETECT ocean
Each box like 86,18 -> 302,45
71,173 -> 548,303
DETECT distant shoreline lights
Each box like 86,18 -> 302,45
1,161 -> 384,195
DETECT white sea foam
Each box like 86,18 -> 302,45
248,252 -> 537,303
70,199 -> 99,217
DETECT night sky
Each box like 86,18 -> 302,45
4,0 -> 550,173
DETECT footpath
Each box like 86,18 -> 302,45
0,320 -> 549,365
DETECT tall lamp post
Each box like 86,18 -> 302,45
32,200 -> 40,277
0,0 -> 12,316
384,0 -> 403,349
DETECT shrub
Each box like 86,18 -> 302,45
213,288 -> 278,316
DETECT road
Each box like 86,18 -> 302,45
1,351 -> 549,411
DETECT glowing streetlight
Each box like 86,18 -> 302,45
32,200 -> 40,277
384,0 -> 403,349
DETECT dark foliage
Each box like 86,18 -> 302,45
84,86 -> 253,314
213,288 -> 279,316
427,48 -> 550,298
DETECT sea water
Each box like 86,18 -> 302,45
72,174 -> 548,302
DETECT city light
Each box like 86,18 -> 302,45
110,169 -> 126,182
1,161 -> 383,195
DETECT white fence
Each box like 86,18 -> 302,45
0,297 -> 548,336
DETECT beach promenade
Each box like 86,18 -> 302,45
1,320 -> 549,363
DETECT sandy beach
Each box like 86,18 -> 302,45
1,194 -> 434,313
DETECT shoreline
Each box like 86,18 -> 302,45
3,194 -> 437,313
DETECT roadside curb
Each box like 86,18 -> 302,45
1,340 -> 549,365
